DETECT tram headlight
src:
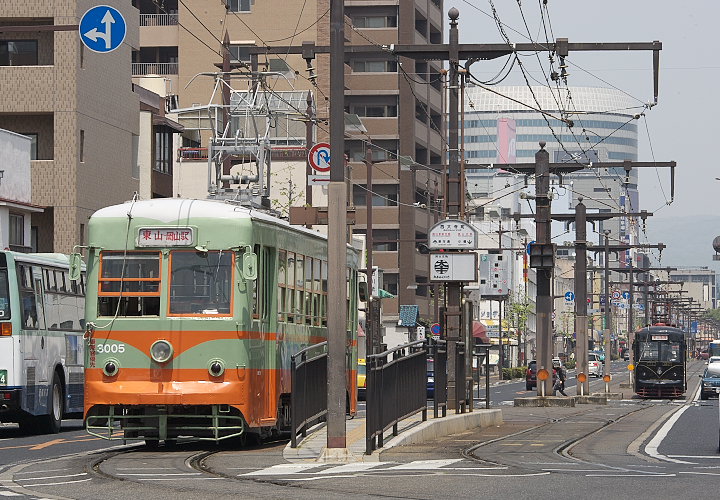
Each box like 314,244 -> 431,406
150,340 -> 173,364
103,359 -> 120,377
208,359 -> 225,377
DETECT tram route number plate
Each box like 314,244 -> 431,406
0,370 -> 6,385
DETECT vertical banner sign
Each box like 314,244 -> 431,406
496,118 -> 516,165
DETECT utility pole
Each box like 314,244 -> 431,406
574,198 -> 589,395
534,142 -> 553,397
325,0 -> 347,453
305,90 -> 314,222
364,146 -> 380,357
444,7 -> 462,410
603,229 -> 612,377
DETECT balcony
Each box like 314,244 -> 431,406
132,62 -> 178,76
178,147 -> 208,160
140,14 -> 178,26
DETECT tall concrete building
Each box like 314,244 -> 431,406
133,1 -> 445,332
0,1 -> 141,253
463,85 -> 641,249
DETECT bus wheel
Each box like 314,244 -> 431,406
39,373 -> 63,434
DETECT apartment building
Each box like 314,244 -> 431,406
133,0 -> 445,333
0,1 -> 140,253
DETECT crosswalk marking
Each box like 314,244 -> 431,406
241,464 -> 320,476
384,459 -> 463,470
319,463 -> 384,474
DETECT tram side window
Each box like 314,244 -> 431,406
277,250 -> 286,322
169,250 -> 233,316
98,251 -> 161,317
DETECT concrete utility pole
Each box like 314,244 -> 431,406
574,199 -> 589,395
534,142 -> 554,397
445,7 -> 462,410
305,90 -> 314,221
603,230 -> 612,377
364,146 -> 381,357
325,0 -> 347,454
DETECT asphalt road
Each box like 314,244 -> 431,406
0,359 -> 714,499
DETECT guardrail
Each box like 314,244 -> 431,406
290,342 -> 327,448
177,147 -> 208,160
366,339 -> 427,455
429,339 -> 447,418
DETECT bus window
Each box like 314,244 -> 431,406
168,250 -> 233,316
0,269 -> 10,320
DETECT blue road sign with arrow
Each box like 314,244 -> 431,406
564,291 -> 575,302
79,5 -> 127,53
622,291 -> 631,300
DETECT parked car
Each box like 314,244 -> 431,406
699,349 -> 709,360
357,358 -> 366,400
526,360 -> 558,391
588,353 -> 603,377
700,365 -> 720,400
621,348 -> 630,361
709,356 -> 720,365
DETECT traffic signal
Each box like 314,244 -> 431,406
529,242 -> 556,269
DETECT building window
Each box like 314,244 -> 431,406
352,60 -> 397,73
80,130 -> 85,163
0,40 -> 38,66
350,104 -> 397,118
354,16 -> 397,28
154,127 -> 173,174
9,214 -> 24,246
229,44 -> 253,63
226,0 -> 253,13
353,184 -> 398,207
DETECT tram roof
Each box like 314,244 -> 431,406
90,198 -> 328,239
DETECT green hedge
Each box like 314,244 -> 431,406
502,366 -> 528,379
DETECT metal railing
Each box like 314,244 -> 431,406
473,344 -> 492,409
290,342 -> 327,448
178,147 -> 208,160
430,339 -> 447,418
132,62 -> 178,76
140,14 -> 179,26
366,339 -> 427,455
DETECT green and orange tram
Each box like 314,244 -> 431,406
80,198 -> 360,443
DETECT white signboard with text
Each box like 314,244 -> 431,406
430,253 -> 478,282
137,227 -> 196,247
428,220 -> 478,250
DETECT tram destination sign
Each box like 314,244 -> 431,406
428,219 -> 478,250
137,227 -> 196,247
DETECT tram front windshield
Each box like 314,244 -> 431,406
638,341 -> 681,362
0,270 -> 9,320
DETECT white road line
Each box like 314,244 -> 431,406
679,471 -> 720,476
386,459 -> 464,470
135,478 -> 225,481
280,471 -> 551,482
644,385 -> 699,464
319,463 -> 385,474
18,478 -> 93,487
0,492 -> 21,497
542,468 -> 608,472
116,473 -> 200,477
241,464 -> 321,476
13,469 -> 71,475
15,473 -> 87,482
586,474 -> 676,477
114,467 -> 178,470
669,455 -> 720,459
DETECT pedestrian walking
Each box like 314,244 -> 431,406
553,363 -> 567,396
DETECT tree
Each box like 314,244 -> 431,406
506,290 -> 533,365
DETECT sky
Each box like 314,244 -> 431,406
452,0 -> 718,222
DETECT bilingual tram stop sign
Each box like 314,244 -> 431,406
79,5 -> 127,53
428,219 -> 478,250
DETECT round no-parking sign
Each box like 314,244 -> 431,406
308,142 -> 331,172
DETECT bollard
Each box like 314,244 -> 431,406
603,374 -> 611,393
577,372 -> 587,396
538,368 -> 549,397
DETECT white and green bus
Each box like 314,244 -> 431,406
0,251 -> 85,433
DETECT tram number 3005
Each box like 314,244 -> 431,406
96,344 -> 126,354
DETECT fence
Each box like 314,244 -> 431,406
290,342 -> 327,448
365,340 -> 427,455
